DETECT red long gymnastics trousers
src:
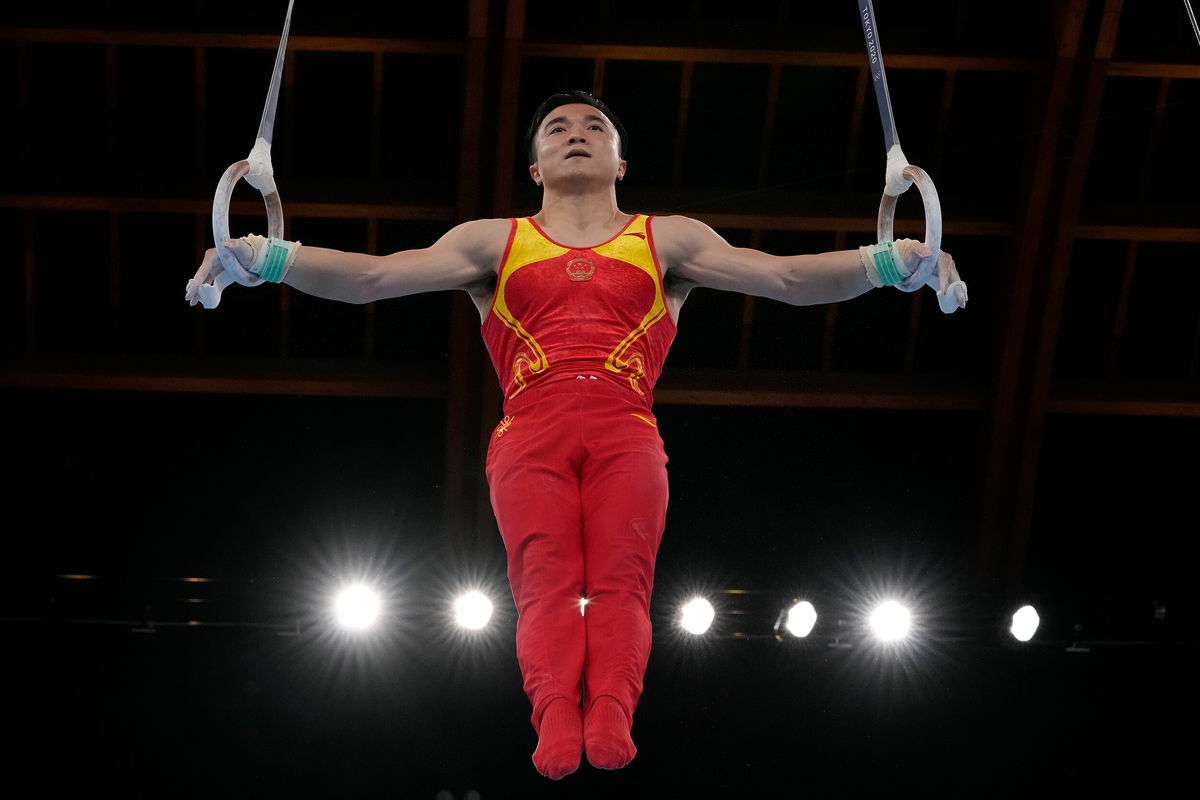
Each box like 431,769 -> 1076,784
486,376 -> 669,732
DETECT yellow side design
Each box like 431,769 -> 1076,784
494,219 -> 567,398
595,216 -> 668,395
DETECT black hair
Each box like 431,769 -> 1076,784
524,90 -> 628,165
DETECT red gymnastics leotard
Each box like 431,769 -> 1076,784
481,214 -> 676,774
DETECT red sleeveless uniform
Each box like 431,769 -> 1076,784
481,214 -> 675,406
481,214 -> 676,736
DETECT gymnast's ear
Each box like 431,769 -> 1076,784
529,163 -> 542,186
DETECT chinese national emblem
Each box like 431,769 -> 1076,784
565,257 -> 596,282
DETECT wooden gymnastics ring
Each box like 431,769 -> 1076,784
877,163 -> 941,290
185,0 -> 293,309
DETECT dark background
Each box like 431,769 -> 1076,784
2,1 -> 1198,797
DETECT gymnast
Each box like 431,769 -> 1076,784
190,89 -> 964,780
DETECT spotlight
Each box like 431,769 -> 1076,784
333,583 -> 382,630
868,600 -> 911,642
1010,605 -> 1040,642
454,591 -> 493,630
680,597 -> 715,635
785,600 -> 818,638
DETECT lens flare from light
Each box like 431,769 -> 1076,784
1010,604 -> 1040,642
681,597 -> 715,635
454,590 -> 494,630
333,584 -> 382,630
786,600 -> 818,637
869,600 -> 911,642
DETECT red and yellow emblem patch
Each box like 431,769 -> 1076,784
565,257 -> 595,281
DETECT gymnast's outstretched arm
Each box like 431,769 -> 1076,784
652,214 -> 958,308
194,217 -> 509,306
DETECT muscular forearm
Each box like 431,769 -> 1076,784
781,249 -> 876,305
278,219 -> 502,304
747,240 -> 943,306
658,215 -> 879,307
708,246 -> 876,306
283,246 -> 386,305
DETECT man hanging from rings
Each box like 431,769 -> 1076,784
190,89 -> 964,780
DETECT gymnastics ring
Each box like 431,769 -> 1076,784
877,163 -> 940,293
859,0 -> 966,312
185,0 -> 293,309
878,168 -> 966,311
184,160 -> 285,310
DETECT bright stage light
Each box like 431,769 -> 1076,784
869,600 -> 911,642
786,600 -> 818,637
333,584 -> 382,630
681,597 -> 715,635
454,591 -> 494,630
1010,604 -> 1040,642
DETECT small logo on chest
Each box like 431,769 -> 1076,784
565,257 -> 596,282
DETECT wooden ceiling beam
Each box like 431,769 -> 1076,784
442,0 -> 494,559
1008,0 -> 1126,593
520,42 -> 1040,73
975,0 -> 1089,595
0,27 -> 467,55
6,357 -> 1193,416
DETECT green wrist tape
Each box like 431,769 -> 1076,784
872,242 -> 904,286
258,238 -> 300,283
861,241 -> 904,287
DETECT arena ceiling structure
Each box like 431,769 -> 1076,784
2,1 -> 1197,796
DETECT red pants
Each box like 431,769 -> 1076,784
486,376 -> 669,731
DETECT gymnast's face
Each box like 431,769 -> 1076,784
528,103 -> 626,188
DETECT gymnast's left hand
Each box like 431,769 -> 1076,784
187,236 -> 264,306
893,238 -> 964,300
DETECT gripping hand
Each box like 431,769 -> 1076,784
184,234 -> 301,308
859,238 -> 967,313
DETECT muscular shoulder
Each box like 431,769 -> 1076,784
438,217 -> 514,265
650,215 -> 726,277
